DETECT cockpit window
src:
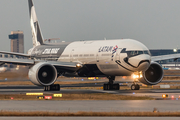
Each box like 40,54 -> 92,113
144,50 -> 151,55
126,50 -> 150,57
134,51 -> 138,55
121,48 -> 151,57
138,51 -> 143,55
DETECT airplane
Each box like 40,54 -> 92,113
1,0 -> 180,91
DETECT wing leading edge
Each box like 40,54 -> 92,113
0,51 -> 30,57
151,53 -> 180,62
0,57 -> 80,72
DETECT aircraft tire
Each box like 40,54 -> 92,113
44,84 -> 60,91
131,84 -> 140,90
44,86 -> 47,91
135,84 -> 140,90
103,83 -> 119,90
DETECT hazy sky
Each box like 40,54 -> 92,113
0,0 -> 180,53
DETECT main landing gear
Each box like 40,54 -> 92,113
103,76 -> 119,90
131,83 -> 140,90
44,84 -> 60,91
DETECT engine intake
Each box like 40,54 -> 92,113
139,62 -> 164,85
28,62 -> 57,86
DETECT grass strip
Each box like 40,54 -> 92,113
0,93 -> 154,100
0,111 -> 180,116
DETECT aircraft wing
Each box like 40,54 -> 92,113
0,51 -> 30,57
0,57 -> 80,72
151,53 -> 180,62
0,57 -> 34,66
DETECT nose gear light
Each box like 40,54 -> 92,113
132,72 -> 143,80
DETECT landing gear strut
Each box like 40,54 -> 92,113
131,83 -> 140,90
44,84 -> 60,91
103,76 -> 119,90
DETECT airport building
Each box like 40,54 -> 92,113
9,31 -> 24,53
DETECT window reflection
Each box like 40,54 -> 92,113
126,50 -> 150,57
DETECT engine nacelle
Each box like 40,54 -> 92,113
28,62 -> 57,86
139,62 -> 164,85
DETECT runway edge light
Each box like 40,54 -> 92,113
37,96 -> 44,99
26,93 -> 43,96
44,96 -> 52,100
53,94 -> 62,97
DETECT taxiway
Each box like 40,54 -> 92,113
0,100 -> 180,112
0,85 -> 180,98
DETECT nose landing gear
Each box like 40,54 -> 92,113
131,83 -> 140,90
103,75 -> 141,90
131,72 -> 142,90
103,76 -> 119,90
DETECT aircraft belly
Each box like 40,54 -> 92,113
97,61 -> 132,76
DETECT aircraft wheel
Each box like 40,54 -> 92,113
131,84 -> 140,90
135,84 -> 140,90
44,86 -> 47,91
131,84 -> 136,90
44,84 -> 60,91
103,83 -> 119,90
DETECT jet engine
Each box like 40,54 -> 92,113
28,62 -> 57,86
139,62 -> 164,85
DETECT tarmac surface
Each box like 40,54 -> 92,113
0,100 -> 180,112
1,85 -> 180,98
0,78 -> 180,116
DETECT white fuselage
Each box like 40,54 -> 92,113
57,39 -> 151,76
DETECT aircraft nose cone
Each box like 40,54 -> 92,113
127,54 -> 151,71
137,55 -> 151,71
